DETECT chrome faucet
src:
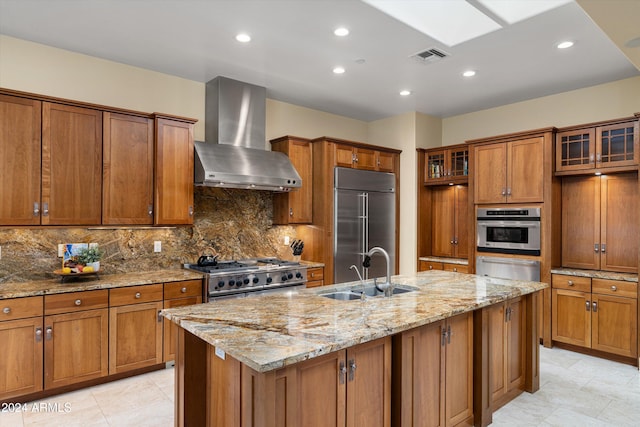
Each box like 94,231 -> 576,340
349,264 -> 367,300
363,247 -> 393,297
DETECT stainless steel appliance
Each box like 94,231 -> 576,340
476,207 -> 541,256
476,256 -> 540,282
334,167 -> 396,284
184,257 -> 307,301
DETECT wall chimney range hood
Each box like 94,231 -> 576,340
194,76 -> 302,192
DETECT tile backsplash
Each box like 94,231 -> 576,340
0,187 -> 295,283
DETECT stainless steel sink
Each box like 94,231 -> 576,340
320,291 -> 362,301
320,284 -> 417,301
359,284 -> 416,297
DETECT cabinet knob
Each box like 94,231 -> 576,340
453,268 -> 458,272
601,244 -> 606,253
594,243 -> 600,253
2,307 -> 10,314
43,202 -> 49,216
611,285 -> 617,292
310,272 -> 315,278
429,265 -> 433,270
188,205 -> 194,216
568,280 -> 574,286
148,204 -> 153,216
506,188 -> 512,196
501,188 -> 506,196
34,202 -> 40,216
45,326 -> 53,340
35,327 -> 43,342
74,299 -> 82,306
289,208 -> 293,217
181,287 -> 187,293
135,292 -> 141,299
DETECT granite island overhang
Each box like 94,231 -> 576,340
162,270 -> 548,427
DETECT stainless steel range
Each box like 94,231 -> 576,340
184,256 -> 308,301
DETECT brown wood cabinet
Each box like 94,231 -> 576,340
423,145 -> 469,185
109,284 -> 163,374
43,290 -> 109,389
163,280 -> 202,363
392,312 -> 474,427
443,263 -> 469,273
335,143 -> 397,172
0,297 -> 43,400
431,185 -> 468,259
0,94 -> 42,225
306,267 -> 324,288
418,260 -> 469,273
488,298 -> 525,410
474,137 -> 544,204
271,136 -> 313,224
419,260 -> 444,271
552,274 -> 638,358
561,173 -> 638,273
103,112 -> 154,224
556,119 -> 639,174
42,102 -> 103,225
154,116 -> 195,225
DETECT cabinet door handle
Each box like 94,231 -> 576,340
594,243 -> 599,253
348,359 -> 356,381
429,265 -> 433,270
601,244 -> 606,253
447,325 -> 452,344
501,188 -> 506,196
596,153 -> 601,162
157,310 -> 163,323
441,327 -> 447,346
592,301 -> 598,312
568,280 -> 574,286
135,292 -> 142,299
34,202 -> 40,216
35,327 -> 43,342
339,361 -> 346,384
450,239 -> 455,244
181,287 -> 187,293
74,299 -> 82,306
2,307 -> 10,314
453,267 -> 458,272
43,202 -> 49,216
589,154 -> 595,164
506,187 -> 512,196
289,208 -> 293,217
611,285 -> 617,292
148,204 -> 153,216
45,326 -> 53,340
188,205 -> 194,217
586,301 -> 591,312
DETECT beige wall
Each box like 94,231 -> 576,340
442,76 -> 640,146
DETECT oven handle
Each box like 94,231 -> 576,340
477,221 -> 540,227
477,257 -> 539,266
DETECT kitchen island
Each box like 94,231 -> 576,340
163,270 -> 548,427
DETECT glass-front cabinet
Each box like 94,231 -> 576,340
556,119 -> 639,174
424,144 -> 469,184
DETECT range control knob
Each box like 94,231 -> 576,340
295,272 -> 302,278
243,278 -> 250,285
281,275 -> 288,282
217,281 -> 225,289
266,277 -> 273,283
228,279 -> 235,286
252,277 -> 259,284
287,273 -> 293,279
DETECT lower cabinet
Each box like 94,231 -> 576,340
488,297 -> 525,409
392,312 -> 474,427
109,284 -> 164,374
163,280 -> 202,363
44,290 -> 109,389
306,267 -> 325,288
419,260 -> 469,273
552,274 -> 638,358
0,296 -> 44,400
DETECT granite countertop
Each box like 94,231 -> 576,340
0,269 -> 205,300
418,256 -> 469,265
162,270 -> 548,373
550,268 -> 638,283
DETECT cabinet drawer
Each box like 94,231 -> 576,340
419,261 -> 444,271
307,268 -> 324,282
592,279 -> 637,299
164,280 -> 202,300
551,274 -> 591,292
45,290 -> 108,315
1,296 -> 43,321
110,284 -> 163,307
306,280 -> 324,288
443,263 -> 469,273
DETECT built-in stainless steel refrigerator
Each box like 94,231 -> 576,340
334,167 -> 396,284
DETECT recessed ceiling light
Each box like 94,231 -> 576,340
235,33 -> 251,43
333,66 -> 346,74
399,90 -> 411,96
462,70 -> 476,77
557,41 -> 574,49
334,27 -> 349,37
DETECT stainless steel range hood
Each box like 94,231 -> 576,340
194,76 -> 301,192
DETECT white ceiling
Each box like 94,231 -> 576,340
0,0 -> 638,122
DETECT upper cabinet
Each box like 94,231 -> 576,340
431,185 -> 468,259
556,118 -> 639,175
154,116 -> 195,225
474,136 -> 544,204
0,89 -> 196,227
0,95 -> 41,225
334,141 -> 398,173
423,144 -> 469,185
103,113 -> 154,225
42,102 -> 103,225
271,136 -> 313,224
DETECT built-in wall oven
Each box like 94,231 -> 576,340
476,207 -> 541,256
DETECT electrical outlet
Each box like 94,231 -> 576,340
154,241 -> 162,253
58,244 -> 64,257
284,236 -> 290,246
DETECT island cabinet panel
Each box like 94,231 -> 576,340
392,312 -> 473,427
0,94 -> 41,225
42,102 -> 103,225
102,112 -> 154,225
0,296 -> 44,400
154,117 -> 194,225
163,280 -> 202,363
488,298 -> 525,410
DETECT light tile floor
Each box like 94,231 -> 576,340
2,346 -> 639,426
